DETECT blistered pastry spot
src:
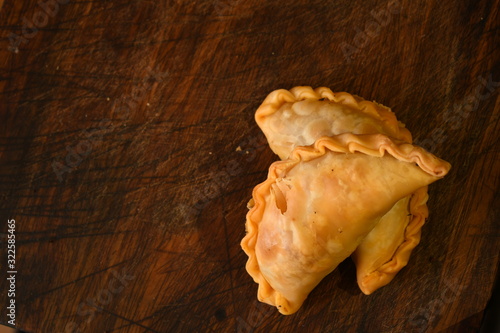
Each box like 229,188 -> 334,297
271,182 -> 287,214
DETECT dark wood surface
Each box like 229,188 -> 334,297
1,0 -> 499,332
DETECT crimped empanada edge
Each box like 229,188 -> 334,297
293,133 -> 451,177
241,170 -> 300,315
357,186 -> 430,295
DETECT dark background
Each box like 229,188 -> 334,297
1,0 -> 499,332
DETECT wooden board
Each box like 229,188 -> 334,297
1,0 -> 499,332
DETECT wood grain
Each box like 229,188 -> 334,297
0,0 -> 499,332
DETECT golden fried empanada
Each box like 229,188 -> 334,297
255,86 -> 412,159
241,134 -> 450,314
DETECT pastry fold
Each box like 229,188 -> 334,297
241,134 -> 450,314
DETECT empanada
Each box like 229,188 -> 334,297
241,134 -> 451,314
255,86 -> 412,159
